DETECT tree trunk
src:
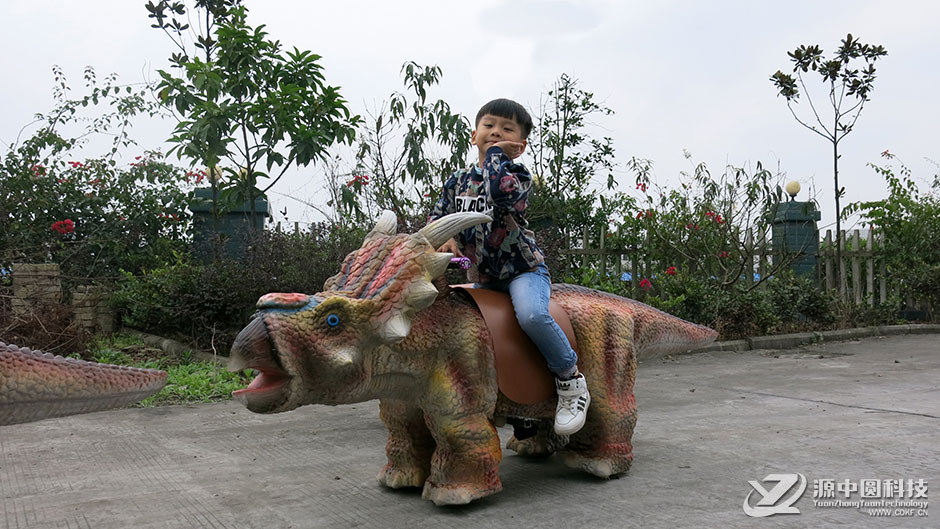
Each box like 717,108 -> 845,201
833,138 -> 842,275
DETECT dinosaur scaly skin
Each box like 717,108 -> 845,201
229,211 -> 717,505
0,341 -> 167,426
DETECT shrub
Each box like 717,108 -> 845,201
563,266 -> 846,340
844,155 -> 940,316
111,222 -> 366,349
0,297 -> 90,355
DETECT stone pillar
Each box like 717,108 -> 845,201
71,285 -> 115,334
11,263 -> 62,315
771,201 -> 821,278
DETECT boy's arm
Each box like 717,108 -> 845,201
427,173 -> 458,223
482,146 -> 531,211
428,174 -> 463,255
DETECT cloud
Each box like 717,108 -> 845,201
477,0 -> 601,38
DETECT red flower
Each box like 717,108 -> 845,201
31,165 -> 45,177
639,278 -> 652,291
665,266 -> 677,275
881,149 -> 892,158
186,170 -> 207,184
67,161 -> 84,168
718,251 -> 730,259
50,219 -> 75,235
635,182 -> 647,192
704,211 -> 715,218
715,214 -> 724,224
636,211 -> 644,219
346,174 -> 369,187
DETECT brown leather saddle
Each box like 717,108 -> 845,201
452,285 -> 578,404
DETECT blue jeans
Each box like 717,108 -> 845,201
476,264 -> 578,375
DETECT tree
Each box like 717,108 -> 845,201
770,34 -> 887,265
528,73 -> 624,230
148,2 -> 360,227
351,62 -> 472,224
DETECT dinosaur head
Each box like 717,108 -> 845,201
229,211 -> 490,413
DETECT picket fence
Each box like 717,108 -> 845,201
560,225 -> 897,307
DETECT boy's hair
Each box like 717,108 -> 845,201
475,98 -> 533,139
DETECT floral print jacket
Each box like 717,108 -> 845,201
428,146 -> 544,283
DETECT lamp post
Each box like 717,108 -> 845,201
771,181 -> 820,278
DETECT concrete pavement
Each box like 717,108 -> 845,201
1,333 -> 937,529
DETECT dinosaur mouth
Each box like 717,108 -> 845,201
232,369 -> 290,407
228,315 -> 292,412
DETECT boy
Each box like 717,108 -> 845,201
428,98 -> 590,436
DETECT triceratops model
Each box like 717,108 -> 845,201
1,341 -> 167,426
228,212 -> 717,505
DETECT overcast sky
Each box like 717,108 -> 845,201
2,0 -> 938,231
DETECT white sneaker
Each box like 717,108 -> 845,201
554,373 -> 591,435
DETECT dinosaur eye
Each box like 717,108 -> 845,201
326,313 -> 341,327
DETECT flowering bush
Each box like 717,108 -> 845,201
0,68 -> 194,281
617,154 -> 787,291
1,150 -> 194,280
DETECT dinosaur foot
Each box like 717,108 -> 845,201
561,450 -> 633,478
377,465 -> 428,489
505,434 -> 559,457
421,478 -> 502,505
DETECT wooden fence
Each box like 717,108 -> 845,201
560,225 -> 898,307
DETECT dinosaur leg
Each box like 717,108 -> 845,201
562,340 -> 638,478
562,404 -> 637,478
421,412 -> 502,505
377,398 -> 435,489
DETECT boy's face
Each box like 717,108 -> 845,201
471,113 -> 527,161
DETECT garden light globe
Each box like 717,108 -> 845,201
785,180 -> 801,200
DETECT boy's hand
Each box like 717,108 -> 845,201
437,237 -> 463,257
491,141 -> 526,160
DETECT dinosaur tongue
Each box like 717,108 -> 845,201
232,369 -> 289,404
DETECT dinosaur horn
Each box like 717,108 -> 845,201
416,212 -> 492,249
364,210 -> 398,241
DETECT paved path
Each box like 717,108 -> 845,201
1,334 -> 937,529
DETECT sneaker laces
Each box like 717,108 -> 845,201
557,389 -> 586,416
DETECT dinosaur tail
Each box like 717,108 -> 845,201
0,341 -> 167,426
630,302 -> 719,359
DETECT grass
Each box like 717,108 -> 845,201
87,333 -> 253,407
